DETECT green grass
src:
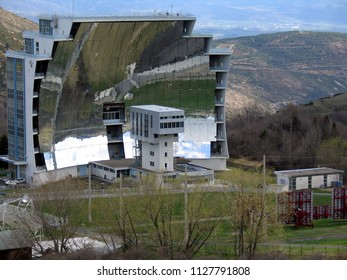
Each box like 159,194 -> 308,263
313,193 -> 332,206
13,171 -> 347,259
285,219 -> 347,245
215,166 -> 276,186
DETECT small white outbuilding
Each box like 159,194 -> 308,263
274,167 -> 344,190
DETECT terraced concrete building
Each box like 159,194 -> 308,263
2,14 -> 231,186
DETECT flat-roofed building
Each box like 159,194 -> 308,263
275,167 -> 344,190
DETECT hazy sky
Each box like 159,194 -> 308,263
2,0 -> 347,32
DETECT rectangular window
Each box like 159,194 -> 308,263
150,161 -> 155,167
135,112 -> 138,135
131,112 -> 135,134
165,152 -> 168,157
140,113 -> 143,136
165,142 -> 168,147
289,177 -> 296,190
36,42 -> 40,54
150,151 -> 154,156
25,38 -> 34,54
144,114 -> 148,137
165,163 -> 168,169
39,19 -> 53,35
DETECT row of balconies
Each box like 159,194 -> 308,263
32,61 -> 48,166
209,52 -> 231,72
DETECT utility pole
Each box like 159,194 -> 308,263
120,173 -> 123,216
88,164 -> 92,223
263,154 -> 266,188
184,164 -> 189,243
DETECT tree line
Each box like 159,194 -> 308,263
227,102 -> 347,183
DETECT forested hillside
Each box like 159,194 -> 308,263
227,93 -> 347,182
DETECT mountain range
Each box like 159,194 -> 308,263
2,0 -> 347,36
0,8 -> 347,136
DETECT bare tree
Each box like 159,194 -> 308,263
15,178 -> 85,256
95,195 -> 139,254
225,176 -> 282,259
142,188 -> 175,259
178,191 -> 221,259
142,186 -> 221,259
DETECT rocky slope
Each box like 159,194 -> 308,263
218,31 -> 347,117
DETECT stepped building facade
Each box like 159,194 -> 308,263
2,14 -> 231,185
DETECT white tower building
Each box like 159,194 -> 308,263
130,105 -> 184,172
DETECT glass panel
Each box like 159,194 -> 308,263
7,58 -> 25,161
25,38 -> 34,54
39,19 -> 53,35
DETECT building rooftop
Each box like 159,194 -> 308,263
39,13 -> 196,23
92,159 -> 135,169
131,104 -> 184,113
209,48 -> 232,55
275,167 -> 344,177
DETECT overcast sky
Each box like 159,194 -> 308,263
2,0 -> 347,33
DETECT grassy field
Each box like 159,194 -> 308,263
5,168 -> 347,259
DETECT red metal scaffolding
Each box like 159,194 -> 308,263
313,205 -> 331,220
332,187 -> 347,220
277,189 -> 313,227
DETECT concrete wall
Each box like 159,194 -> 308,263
32,166 -> 79,186
296,177 -> 309,190
276,174 -> 289,186
327,174 -> 340,187
142,135 -> 175,172
190,158 -> 226,171
312,175 -> 324,188
92,165 -> 116,181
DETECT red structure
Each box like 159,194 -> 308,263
277,190 -> 313,227
332,187 -> 347,219
313,205 -> 331,220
